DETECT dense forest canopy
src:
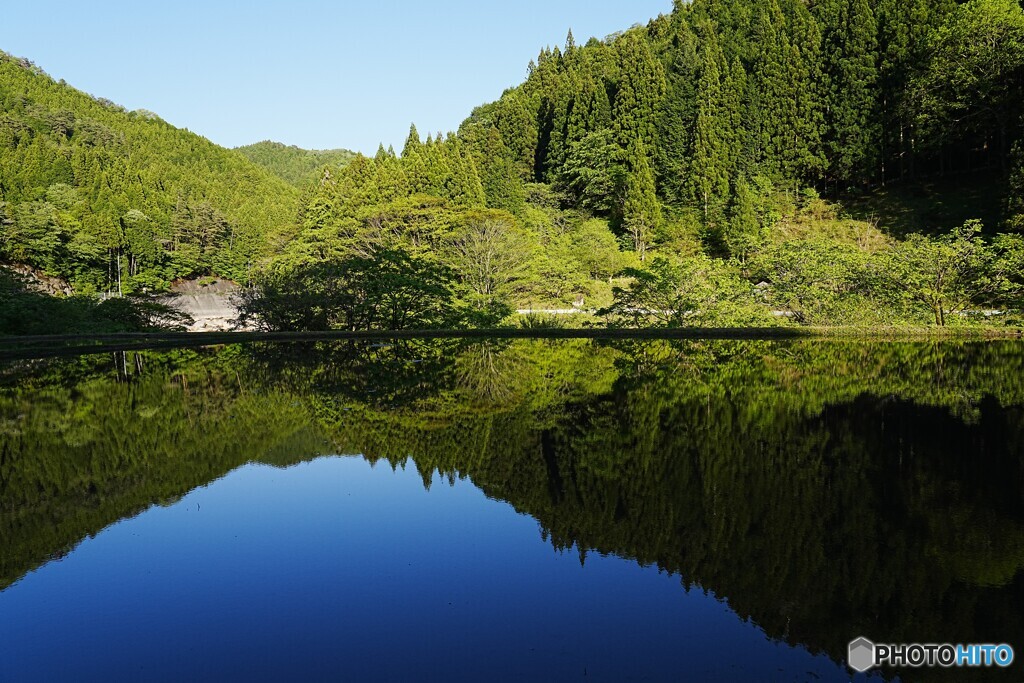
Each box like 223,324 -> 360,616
266,0 -> 1024,328
2,0 -> 1024,330
235,141 -> 356,188
0,52 -> 299,294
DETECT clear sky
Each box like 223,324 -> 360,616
0,1 -> 672,155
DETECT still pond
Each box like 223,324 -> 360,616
1,339 -> 1022,681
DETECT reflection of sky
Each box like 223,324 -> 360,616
0,457 -> 871,682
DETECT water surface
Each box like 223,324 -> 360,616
1,339 -> 1022,681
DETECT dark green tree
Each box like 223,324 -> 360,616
612,32 -> 666,153
816,0 -> 879,188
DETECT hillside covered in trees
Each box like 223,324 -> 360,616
235,141 -> 356,188
2,0 -> 1024,332
0,51 -> 299,296
264,0 -> 1024,328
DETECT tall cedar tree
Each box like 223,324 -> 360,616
612,32 -> 667,154
690,33 -> 731,228
622,141 -> 662,261
816,0 -> 880,189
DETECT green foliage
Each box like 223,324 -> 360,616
816,0 -> 880,187
885,220 -> 1024,325
0,53 -> 299,292
725,176 -> 765,261
1007,135 -> 1024,231
620,142 -> 661,261
236,248 -> 470,331
601,255 -> 775,327
283,124 -> 627,311
556,130 -> 624,215
447,217 -> 537,307
910,0 -> 1024,155
688,35 -> 732,228
457,0 -> 1024,249
475,128 -> 525,214
235,141 -> 356,188
8,0 -> 1024,330
750,239 -> 888,325
0,269 -> 192,334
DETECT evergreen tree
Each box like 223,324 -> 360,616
612,32 -> 667,154
621,141 -> 662,261
784,0 -> 827,188
656,18 -> 700,204
1008,136 -> 1024,232
816,0 -> 879,188
689,36 -> 731,228
478,127 -> 526,214
753,0 -> 826,191
726,175 -> 761,261
402,124 -> 423,158
494,90 -> 538,181
722,58 -> 748,181
443,136 -> 486,207
875,0 -> 956,182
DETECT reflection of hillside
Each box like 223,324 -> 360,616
323,340 -> 1024,681
0,354 -> 327,589
1,340 -> 1023,680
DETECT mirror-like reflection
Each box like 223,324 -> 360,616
1,339 -> 1022,681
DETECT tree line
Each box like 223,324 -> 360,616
3,0 -> 1024,331
251,0 -> 1024,330
0,52 -> 299,296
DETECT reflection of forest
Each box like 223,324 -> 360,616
2,340 -> 1023,679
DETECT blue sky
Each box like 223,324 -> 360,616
0,1 -> 672,154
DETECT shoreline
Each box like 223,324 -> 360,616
1,326 -> 1022,360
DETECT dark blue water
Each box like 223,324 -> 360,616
1,456 -> 858,682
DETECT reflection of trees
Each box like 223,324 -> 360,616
0,351 -> 325,589
1,339 -> 1023,681
330,340 -> 1024,681
454,341 -> 518,406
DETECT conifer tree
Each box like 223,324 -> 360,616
622,141 -> 662,261
494,90 -> 538,181
753,0 -> 825,191
689,37 -> 731,228
443,136 -> 486,207
656,18 -> 700,205
1006,127 -> 1024,232
875,0 -> 957,182
612,32 -> 667,154
373,149 -> 409,203
478,127 -> 526,214
817,0 -> 879,188
726,175 -> 761,261
402,124 -> 423,158
722,58 -> 748,179
784,0 -> 827,188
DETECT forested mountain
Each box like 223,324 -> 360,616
272,0 -> 1024,327
459,0 -> 1024,240
0,51 -> 300,295
235,141 -> 356,188
2,0 -> 1023,330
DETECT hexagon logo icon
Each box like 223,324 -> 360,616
848,637 -> 876,673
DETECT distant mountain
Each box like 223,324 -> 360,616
0,51 -> 300,294
235,141 -> 356,188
